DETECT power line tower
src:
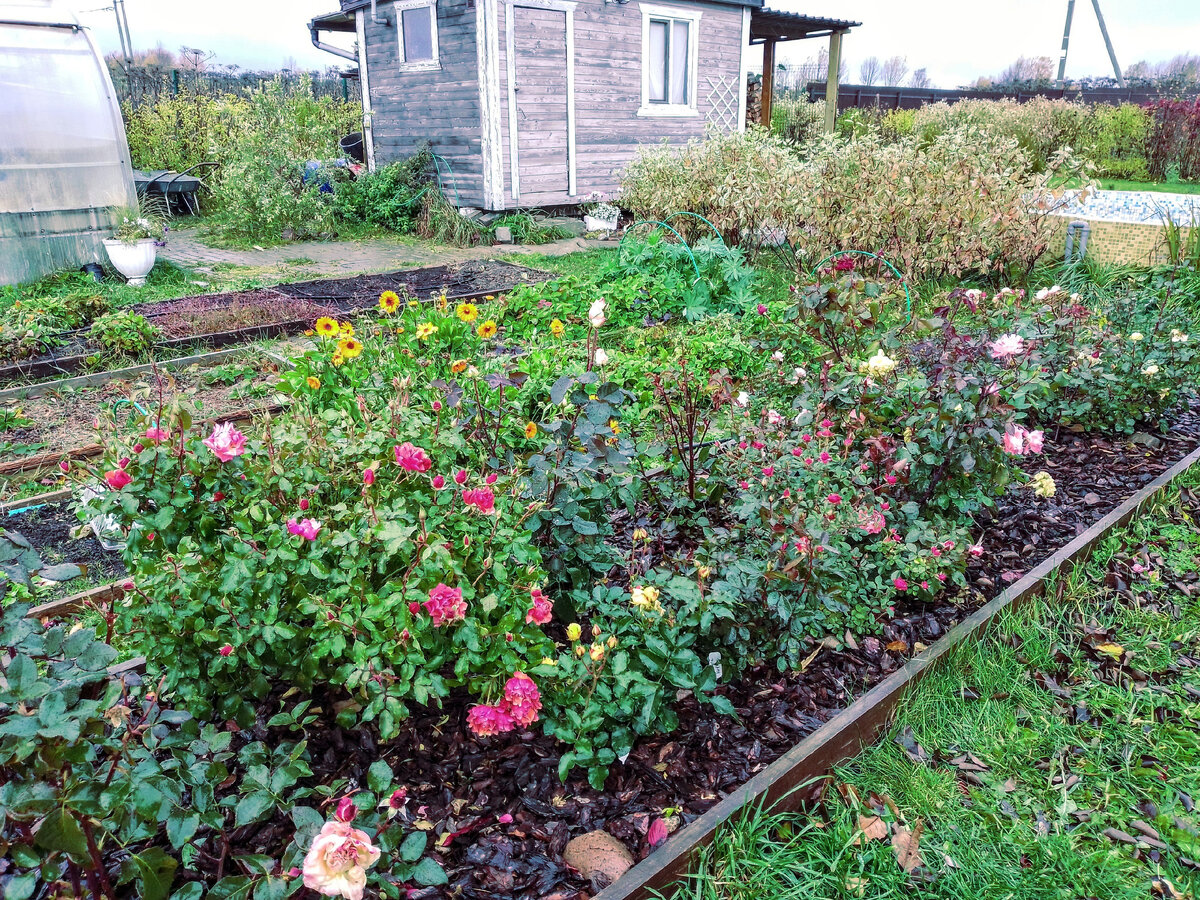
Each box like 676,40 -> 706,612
1056,0 -> 1125,88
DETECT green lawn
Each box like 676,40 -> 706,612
1101,178 -> 1200,196
670,474 -> 1200,900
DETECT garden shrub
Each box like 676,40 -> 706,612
123,90 -> 243,173
333,147 -> 435,231
203,78 -> 360,244
622,127 -> 1087,280
771,97 -> 826,145
1146,98 -> 1200,182
1090,103 -> 1150,181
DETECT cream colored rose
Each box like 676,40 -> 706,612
302,821 -> 381,900
588,298 -> 607,328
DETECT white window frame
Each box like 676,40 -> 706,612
395,0 -> 440,71
638,3 -> 701,117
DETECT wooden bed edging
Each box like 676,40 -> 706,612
595,443 -> 1200,900
0,403 -> 286,477
0,346 -> 257,402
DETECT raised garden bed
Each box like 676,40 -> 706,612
0,259 -> 554,381
26,403 -> 1199,900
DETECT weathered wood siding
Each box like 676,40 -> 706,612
497,0 -> 745,208
360,0 -> 487,207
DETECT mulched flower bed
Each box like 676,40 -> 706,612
186,402 -> 1200,900
6,500 -> 126,598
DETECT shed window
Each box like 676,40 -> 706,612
395,0 -> 439,69
639,4 -> 700,116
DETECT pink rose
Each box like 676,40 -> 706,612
432,400 -> 443,412
219,644 -> 233,657
362,468 -> 375,486
500,672 -> 542,728
526,587 -> 552,625
287,518 -> 322,541
467,704 -> 515,737
1025,429 -> 1044,454
757,304 -> 768,315
893,577 -> 908,591
302,821 -> 381,900
132,443 -> 144,454
203,423 -> 247,462
394,442 -> 432,472
423,583 -> 466,627
454,469 -> 469,485
462,488 -> 495,513
761,466 -> 774,477
968,543 -> 984,557
431,474 -> 446,490
826,493 -> 842,505
59,459 -> 70,473
334,796 -> 358,823
989,333 -> 1025,359
300,498 -> 310,511
105,469 -> 132,490
485,473 -> 498,486
144,425 -> 169,443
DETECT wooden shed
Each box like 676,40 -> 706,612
310,0 -> 858,211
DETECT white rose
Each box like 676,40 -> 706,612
593,347 -> 609,366
588,298 -> 607,328
863,349 -> 897,379
1129,332 -> 1144,342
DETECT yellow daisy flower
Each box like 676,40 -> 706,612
609,418 -> 621,435
339,322 -> 355,338
550,318 -> 564,337
379,291 -> 400,314
306,376 -> 321,389
477,320 -> 498,339
338,337 -> 363,359
304,329 -> 314,337
524,421 -> 537,439
456,302 -> 479,323
315,317 -> 339,338
451,359 -> 468,374
331,352 -> 345,367
438,292 -> 449,311
415,322 -> 438,341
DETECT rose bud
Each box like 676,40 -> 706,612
299,498 -> 310,511
219,644 -> 233,657
132,443 -> 145,454
334,795 -> 358,822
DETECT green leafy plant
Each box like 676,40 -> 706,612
88,310 -> 161,357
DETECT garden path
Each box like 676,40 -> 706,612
160,227 -> 608,279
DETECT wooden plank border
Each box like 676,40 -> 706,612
596,443 -> 1200,900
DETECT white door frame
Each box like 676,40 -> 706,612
505,0 -> 576,203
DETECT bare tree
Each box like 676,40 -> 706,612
859,55 -> 881,86
996,55 -> 1053,86
880,56 -> 908,87
909,68 -> 932,89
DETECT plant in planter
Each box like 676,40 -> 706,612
582,192 -> 621,233
103,207 -> 166,286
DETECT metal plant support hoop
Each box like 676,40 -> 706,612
618,220 -> 702,281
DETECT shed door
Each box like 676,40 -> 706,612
509,5 -> 572,204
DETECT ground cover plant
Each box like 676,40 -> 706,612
669,476 -> 1200,900
5,232 -> 1200,897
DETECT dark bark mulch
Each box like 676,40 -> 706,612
211,405 -> 1200,899
5,500 -> 126,597
273,259 -> 554,306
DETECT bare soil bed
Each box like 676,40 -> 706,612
83,403 -> 1199,900
0,351 -> 285,470
5,499 -> 126,599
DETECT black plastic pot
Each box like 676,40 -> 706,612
339,132 -> 365,164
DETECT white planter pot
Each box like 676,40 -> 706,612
583,213 -> 619,233
103,238 -> 157,285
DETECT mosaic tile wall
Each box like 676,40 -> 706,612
1048,216 -> 1194,267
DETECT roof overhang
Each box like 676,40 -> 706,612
311,9 -> 356,32
750,7 -> 860,44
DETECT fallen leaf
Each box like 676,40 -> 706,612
895,726 -> 930,765
886,640 -> 909,653
854,814 -> 888,845
949,753 -> 989,772
563,831 -> 635,883
1001,777 -> 1017,793
845,877 -> 868,897
891,822 -> 924,874
1094,642 -> 1125,660
1103,827 -> 1137,845
1151,877 -> 1185,898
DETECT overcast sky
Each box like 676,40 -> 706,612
76,0 -> 1200,88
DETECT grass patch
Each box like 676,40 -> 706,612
670,474 -> 1200,900
1100,178 -> 1200,196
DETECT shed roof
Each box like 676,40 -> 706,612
750,7 -> 860,43
312,9 -> 356,32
